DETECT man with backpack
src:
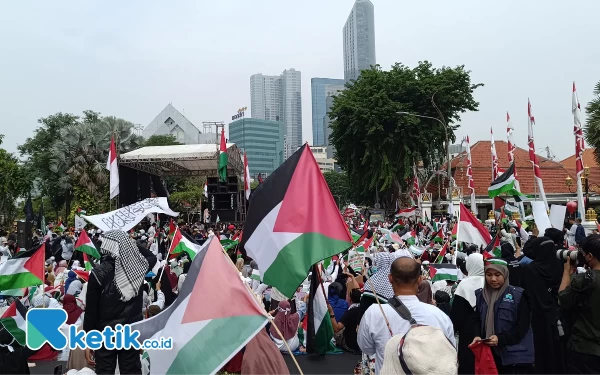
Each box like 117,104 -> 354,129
357,257 -> 456,374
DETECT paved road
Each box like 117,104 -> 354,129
29,353 -> 358,375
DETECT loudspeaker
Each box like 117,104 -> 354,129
207,177 -> 238,194
17,221 -> 33,249
208,193 -> 237,211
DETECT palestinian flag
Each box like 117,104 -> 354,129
0,244 -> 45,290
240,144 -> 353,298
220,239 -> 238,251
432,228 -> 444,243
306,264 -> 335,355
401,230 -> 417,245
74,230 -> 101,259
169,219 -> 176,236
483,235 -> 502,259
457,203 -> 491,247
218,128 -> 228,182
391,223 -> 404,232
168,228 -> 206,260
0,299 -> 27,345
451,222 -> 458,238
77,207 -> 87,215
350,229 -> 362,243
357,235 -> 374,252
488,163 -> 526,199
130,237 -> 268,375
434,243 -> 448,264
429,263 -> 458,282
83,253 -> 94,271
58,221 -> 66,231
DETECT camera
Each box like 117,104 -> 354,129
556,249 -> 578,261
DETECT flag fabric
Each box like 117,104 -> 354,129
396,207 -> 417,218
77,207 -> 87,215
306,264 -> 335,355
411,165 -> 420,204
58,221 -> 66,231
451,222 -> 458,239
483,235 -> 502,259
490,128 -> 500,180
37,199 -> 45,231
244,152 -> 251,200
573,82 -> 586,220
168,228 -> 206,260
506,113 -> 525,216
429,264 -> 458,282
457,203 -> 492,247
465,136 -> 477,214
74,230 -> 101,259
169,219 -> 176,236
220,239 -> 239,251
0,244 -> 45,290
204,181 -> 208,199
83,253 -> 94,271
0,299 -> 27,345
130,237 -> 268,375
218,128 -> 228,182
401,230 -> 417,245
434,243 -> 448,264
107,135 -> 120,200
240,144 -> 353,298
431,228 -> 444,243
24,195 -> 34,222
488,163 -> 527,199
527,99 -> 548,209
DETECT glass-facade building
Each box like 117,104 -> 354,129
343,0 -> 376,82
311,78 -> 345,146
229,118 -> 284,177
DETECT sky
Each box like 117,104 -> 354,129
1,0 -> 599,161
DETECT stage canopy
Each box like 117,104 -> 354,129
119,143 -> 244,177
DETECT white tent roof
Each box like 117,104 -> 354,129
119,143 -> 243,177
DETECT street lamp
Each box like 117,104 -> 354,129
397,111 -> 451,192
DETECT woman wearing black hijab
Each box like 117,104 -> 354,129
500,242 -> 523,287
521,235 -> 566,374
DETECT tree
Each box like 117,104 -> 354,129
585,80 -> 600,164
144,134 -> 181,147
329,62 -> 482,207
18,113 -> 80,218
323,171 -> 351,209
49,115 -> 143,218
0,136 -> 30,225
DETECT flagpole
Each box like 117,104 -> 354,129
219,239 -> 304,375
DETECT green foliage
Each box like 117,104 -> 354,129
168,177 -> 205,212
323,171 -> 351,208
329,61 -> 482,207
0,147 -> 30,225
144,134 -> 182,147
585,80 -> 600,165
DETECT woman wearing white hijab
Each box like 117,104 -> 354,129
450,252 -> 485,374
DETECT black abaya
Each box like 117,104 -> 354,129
450,294 -> 479,374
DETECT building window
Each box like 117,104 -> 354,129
164,117 -> 175,127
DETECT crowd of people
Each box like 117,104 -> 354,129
0,208 -> 599,375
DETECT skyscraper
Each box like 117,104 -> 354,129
250,69 -> 302,159
343,0 -> 376,83
311,78 -> 344,146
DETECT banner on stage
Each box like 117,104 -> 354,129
81,198 -> 178,232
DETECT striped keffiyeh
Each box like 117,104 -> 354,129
100,230 -> 149,302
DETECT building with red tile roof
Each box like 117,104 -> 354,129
451,140 -> 580,218
561,148 -> 600,194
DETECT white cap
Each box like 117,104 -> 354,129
380,326 -> 457,375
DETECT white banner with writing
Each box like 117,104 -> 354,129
74,215 -> 87,230
81,198 -> 178,232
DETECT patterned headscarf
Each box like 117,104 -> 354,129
100,230 -> 149,302
363,252 -> 395,300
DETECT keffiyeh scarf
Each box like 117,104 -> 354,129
363,252 -> 395,300
100,230 -> 149,302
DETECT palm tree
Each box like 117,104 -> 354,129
49,116 -> 143,203
585,80 -> 600,164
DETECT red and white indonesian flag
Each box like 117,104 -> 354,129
244,152 -> 251,200
528,99 -> 548,209
106,136 -> 119,199
573,82 -> 586,220
396,206 -> 417,218
457,203 -> 491,247
131,237 -> 268,375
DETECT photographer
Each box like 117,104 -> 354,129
558,234 -> 600,373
